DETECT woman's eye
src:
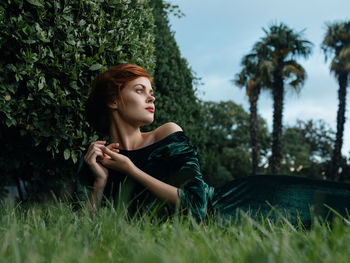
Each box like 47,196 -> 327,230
136,89 -> 143,93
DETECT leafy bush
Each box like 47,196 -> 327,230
201,101 -> 270,185
148,0 -> 208,160
0,0 -> 155,200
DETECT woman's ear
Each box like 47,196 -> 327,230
108,98 -> 119,110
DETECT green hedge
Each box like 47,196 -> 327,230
0,0 -> 155,200
149,0 -> 208,155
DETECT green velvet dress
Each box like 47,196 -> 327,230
76,131 -> 350,224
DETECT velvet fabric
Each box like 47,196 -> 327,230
76,131 -> 350,224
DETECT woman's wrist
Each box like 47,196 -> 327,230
125,159 -> 136,175
93,178 -> 107,189
128,162 -> 141,178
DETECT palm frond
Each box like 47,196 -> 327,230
250,22 -> 312,94
283,61 -> 306,93
322,20 -> 350,65
233,53 -> 267,98
338,43 -> 350,59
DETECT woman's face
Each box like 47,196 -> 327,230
115,77 -> 155,126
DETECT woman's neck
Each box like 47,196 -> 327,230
108,107 -> 157,150
109,121 -> 147,151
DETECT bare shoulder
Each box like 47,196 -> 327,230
154,122 -> 183,142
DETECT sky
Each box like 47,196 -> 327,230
168,0 -> 350,156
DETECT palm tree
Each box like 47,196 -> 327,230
321,21 -> 350,181
252,23 -> 313,174
234,54 -> 269,174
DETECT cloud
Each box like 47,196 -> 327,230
197,74 -> 246,103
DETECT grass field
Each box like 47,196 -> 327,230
1,202 -> 350,263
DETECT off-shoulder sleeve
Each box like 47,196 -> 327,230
150,133 -> 213,220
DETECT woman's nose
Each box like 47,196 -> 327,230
147,94 -> 155,103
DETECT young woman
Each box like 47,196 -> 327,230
76,63 -> 350,224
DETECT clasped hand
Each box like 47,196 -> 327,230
84,141 -> 134,183
100,144 -> 133,174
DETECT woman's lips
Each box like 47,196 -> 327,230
146,107 -> 154,113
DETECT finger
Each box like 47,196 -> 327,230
94,140 -> 107,144
93,144 -> 107,150
86,148 -> 104,163
107,143 -> 119,150
100,158 -> 112,168
89,141 -> 106,148
85,150 -> 94,161
92,151 -> 104,162
103,153 -> 112,159
87,141 -> 106,153
87,144 -> 107,158
101,146 -> 118,158
88,144 -> 104,154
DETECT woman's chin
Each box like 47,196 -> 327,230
138,118 -> 154,126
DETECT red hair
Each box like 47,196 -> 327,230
86,63 -> 153,134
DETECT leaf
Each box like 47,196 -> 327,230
7,64 -> 17,72
64,149 -> 70,160
6,118 -> 17,127
71,151 -> 77,164
89,64 -> 102,71
38,76 -> 45,90
78,20 -> 86,27
67,39 -> 76,45
26,0 -> 44,8
47,91 -> 55,99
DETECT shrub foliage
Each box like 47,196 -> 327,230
148,0 -> 208,158
0,0 -> 155,199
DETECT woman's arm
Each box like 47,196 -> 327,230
87,179 -> 107,213
128,164 -> 180,205
83,141 -> 116,213
99,127 -> 210,220
100,146 -> 180,205
100,122 -> 183,206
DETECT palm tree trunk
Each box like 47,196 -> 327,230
331,72 -> 348,181
249,88 -> 260,175
271,69 -> 284,174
